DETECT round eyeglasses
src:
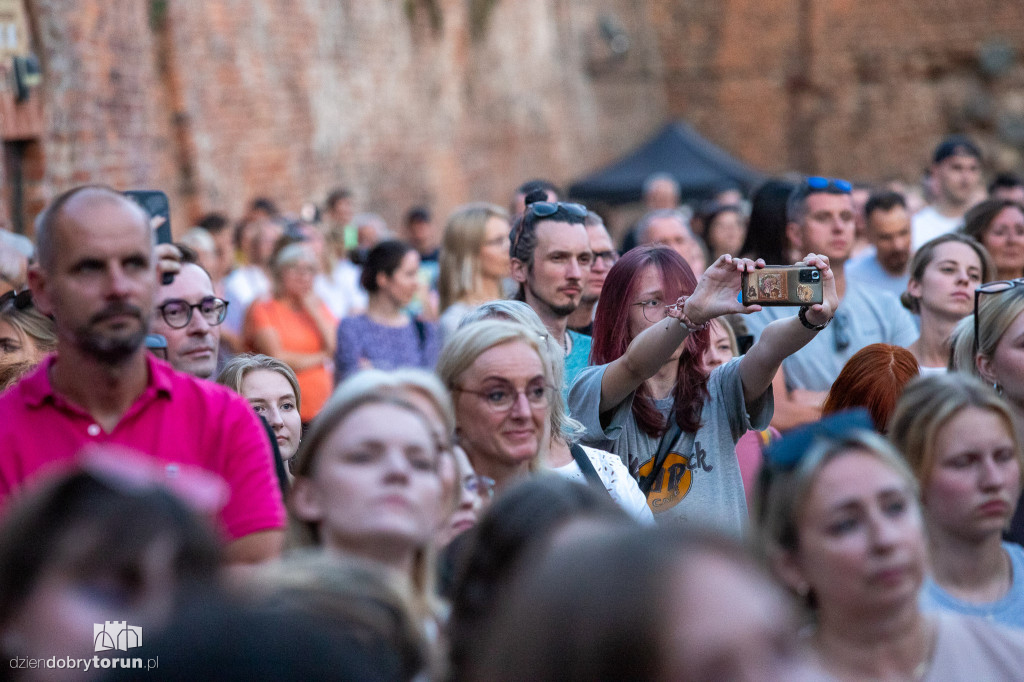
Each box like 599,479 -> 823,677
454,382 -> 553,412
632,298 -> 680,324
157,297 -> 229,329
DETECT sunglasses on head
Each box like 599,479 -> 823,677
762,408 -> 875,471
974,278 -> 1024,355
511,201 -> 589,258
803,176 -> 852,194
527,201 -> 588,220
0,288 -> 32,311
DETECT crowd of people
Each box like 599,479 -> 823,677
1,132 -> 1024,679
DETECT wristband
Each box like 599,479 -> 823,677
798,306 -> 830,331
676,297 -> 709,333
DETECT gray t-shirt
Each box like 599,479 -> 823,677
743,282 -> 918,392
567,357 -> 772,536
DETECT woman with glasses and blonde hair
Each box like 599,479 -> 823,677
437,203 -> 511,340
568,245 -> 838,533
756,415 -> 1024,681
437,319 -> 553,492
890,373 -> 1024,629
459,301 -> 652,522
244,242 -> 337,422
901,233 -> 993,373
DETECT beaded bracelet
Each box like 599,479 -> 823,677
673,297 -> 709,333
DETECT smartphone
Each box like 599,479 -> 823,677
741,266 -> 823,306
124,190 -> 172,283
124,190 -> 171,245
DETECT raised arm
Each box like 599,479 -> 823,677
737,254 -> 838,404
599,255 -> 764,412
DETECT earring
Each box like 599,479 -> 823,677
994,382 -> 1003,395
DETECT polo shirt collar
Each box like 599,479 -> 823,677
22,352 -> 175,408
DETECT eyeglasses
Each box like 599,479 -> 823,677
0,288 -> 32,311
632,298 -> 681,324
454,382 -> 553,412
593,249 -> 619,267
804,176 -> 852,194
974,278 -> 1024,355
463,474 -> 496,500
511,201 -> 589,258
157,296 -> 229,329
762,408 -> 875,471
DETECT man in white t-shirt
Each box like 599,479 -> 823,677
912,135 -> 983,250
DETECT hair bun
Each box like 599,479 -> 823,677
524,189 -> 550,206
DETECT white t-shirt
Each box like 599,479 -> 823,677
912,206 -> 963,250
552,445 -> 655,525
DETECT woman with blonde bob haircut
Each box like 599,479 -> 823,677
755,422 -> 1024,680
437,203 -> 511,339
459,301 -> 652,522
437,319 -> 551,491
889,373 -> 1024,629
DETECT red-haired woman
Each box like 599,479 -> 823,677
822,343 -> 920,433
567,245 -> 839,534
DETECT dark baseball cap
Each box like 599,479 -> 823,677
933,135 -> 982,164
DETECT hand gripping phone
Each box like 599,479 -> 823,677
741,266 -> 823,306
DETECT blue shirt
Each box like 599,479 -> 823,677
743,282 -> 918,392
920,542 -> 1024,630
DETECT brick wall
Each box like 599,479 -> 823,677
14,1 -> 1024,238
655,0 -> 1024,182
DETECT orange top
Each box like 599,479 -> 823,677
244,297 -> 336,421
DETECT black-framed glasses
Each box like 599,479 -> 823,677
453,381 -> 553,412
157,297 -> 229,329
974,279 -> 1024,355
0,288 -> 32,311
804,176 -> 852,194
593,249 -> 619,267
763,409 -> 875,471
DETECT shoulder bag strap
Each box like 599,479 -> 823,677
569,443 -> 605,488
638,421 -> 684,496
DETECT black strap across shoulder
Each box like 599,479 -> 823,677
569,443 -> 605,488
638,421 -> 685,496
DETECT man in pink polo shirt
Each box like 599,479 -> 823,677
0,185 -> 285,564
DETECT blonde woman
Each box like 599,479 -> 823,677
459,300 -> 652,522
437,320 -> 551,491
756,424 -> 1024,680
437,203 -> 511,339
890,373 -> 1024,630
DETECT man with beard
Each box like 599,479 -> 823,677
510,191 -> 594,393
0,186 -> 284,564
845,192 -> 912,299
744,178 -> 917,429
151,246 -> 227,379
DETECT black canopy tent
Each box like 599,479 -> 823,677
568,121 -> 763,204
